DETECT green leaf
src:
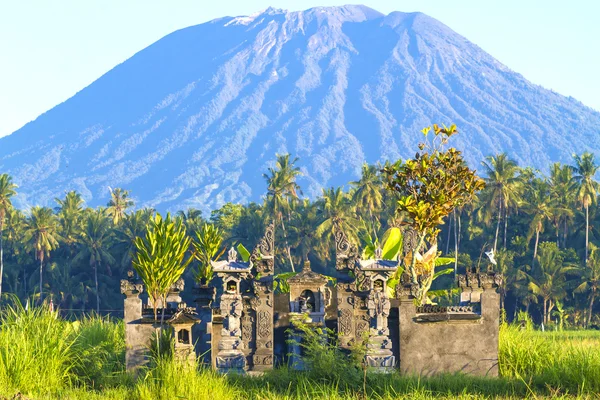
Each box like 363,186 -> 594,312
237,243 -> 251,262
382,227 -> 402,260
434,257 -> 454,267
433,267 -> 454,280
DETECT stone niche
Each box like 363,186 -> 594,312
210,247 -> 253,374
286,260 -> 332,369
359,255 -> 398,372
287,260 -> 331,323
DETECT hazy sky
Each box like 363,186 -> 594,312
0,0 -> 598,138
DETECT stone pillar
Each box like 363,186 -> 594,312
397,286 -> 417,375
480,275 -> 501,376
194,285 -> 215,365
121,278 -> 153,374
336,282 -> 356,349
216,292 -> 246,373
251,277 -> 274,370
249,222 -> 275,371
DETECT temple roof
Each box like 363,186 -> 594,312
358,259 -> 399,271
288,261 -> 329,285
167,309 -> 201,325
211,260 -> 252,272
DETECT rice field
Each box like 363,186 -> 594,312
0,303 -> 599,399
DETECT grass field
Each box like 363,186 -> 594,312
1,303 -> 599,399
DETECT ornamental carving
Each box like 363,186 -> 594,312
216,355 -> 245,369
367,291 -> 390,332
249,296 -> 261,310
253,355 -> 273,365
356,321 -> 369,340
338,309 -> 353,336
120,279 -> 143,296
257,311 -> 271,338
402,227 -> 419,256
250,222 -> 275,275
334,228 -> 359,272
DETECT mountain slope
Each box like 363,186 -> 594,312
1,5 -> 599,212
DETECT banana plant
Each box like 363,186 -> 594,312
361,226 -> 403,260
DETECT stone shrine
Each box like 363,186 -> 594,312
122,223 -> 503,376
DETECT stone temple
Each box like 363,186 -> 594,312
122,222 -> 503,376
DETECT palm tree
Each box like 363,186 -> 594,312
480,154 -> 522,251
575,243 -> 600,327
177,208 -> 203,233
350,163 -> 383,237
24,207 -> 61,301
107,188 -> 134,226
73,209 -> 115,313
570,152 -> 600,264
5,207 -> 27,294
549,163 -> 575,248
0,174 -> 17,299
523,179 -> 555,264
288,199 -> 319,264
113,208 -> 153,272
526,242 -> 578,324
55,191 -> 85,251
264,154 -> 302,271
315,187 -> 361,244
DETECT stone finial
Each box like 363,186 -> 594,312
121,279 -> 144,296
374,246 -> 383,260
303,260 -> 311,272
228,246 -> 237,262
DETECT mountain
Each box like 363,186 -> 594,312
1,5 -> 599,213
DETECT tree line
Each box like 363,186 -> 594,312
0,148 -> 599,328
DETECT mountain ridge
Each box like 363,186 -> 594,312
1,5 -> 599,213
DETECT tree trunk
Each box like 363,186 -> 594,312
0,227 -> 4,300
369,208 -> 378,241
589,292 -> 596,328
563,219 -> 568,249
532,229 -> 540,267
446,213 -> 452,255
458,212 -> 462,248
410,233 -> 427,285
280,218 -> 295,272
39,257 -> 43,303
543,299 -> 548,325
494,203 -> 501,252
94,262 -> 100,314
503,206 -> 509,249
160,296 -> 167,329
586,204 -> 589,264
453,210 -> 458,279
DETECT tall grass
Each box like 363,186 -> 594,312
136,357 -> 238,400
0,299 -> 126,397
499,324 -> 600,395
1,304 -> 599,399
0,300 -> 78,395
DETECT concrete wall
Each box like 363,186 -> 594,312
398,288 -> 500,377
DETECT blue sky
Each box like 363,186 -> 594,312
0,0 -> 598,138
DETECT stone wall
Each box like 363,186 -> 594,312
398,287 -> 500,377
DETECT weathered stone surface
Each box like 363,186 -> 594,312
398,288 -> 500,377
